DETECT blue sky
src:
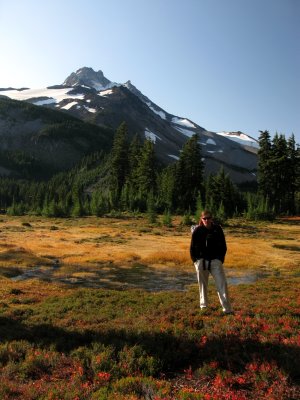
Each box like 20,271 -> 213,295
0,0 -> 299,143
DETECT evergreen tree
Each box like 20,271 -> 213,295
295,142 -> 300,214
127,134 -> 142,188
175,133 -> 203,212
126,134 -> 143,210
204,174 -> 215,214
205,168 -> 241,218
257,130 -> 272,198
286,134 -> 299,214
48,199 -> 60,217
42,195 -> 50,217
146,190 -> 157,224
7,198 -> 22,216
194,193 -> 204,222
157,164 -> 176,212
90,190 -> 107,216
71,186 -> 84,217
269,133 -> 289,212
110,122 -> 129,196
162,208 -> 172,227
257,131 -> 298,214
245,192 -> 275,221
136,139 -> 157,209
72,197 -> 84,217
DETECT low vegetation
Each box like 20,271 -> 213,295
0,215 -> 299,399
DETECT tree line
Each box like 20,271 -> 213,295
257,130 -> 299,216
0,123 -> 299,221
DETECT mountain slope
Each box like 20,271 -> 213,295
0,97 -> 113,179
0,67 -> 258,183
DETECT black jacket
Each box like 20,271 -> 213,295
190,223 -> 227,263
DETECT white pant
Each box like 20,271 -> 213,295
194,259 -> 232,313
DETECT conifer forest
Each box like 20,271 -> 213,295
0,122 -> 299,221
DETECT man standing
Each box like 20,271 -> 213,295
190,210 -> 233,314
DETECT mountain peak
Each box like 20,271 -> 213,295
63,67 -> 113,91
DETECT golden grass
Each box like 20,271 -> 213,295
225,218 -> 300,270
0,247 -> 52,267
0,215 -> 299,281
225,238 -> 298,269
143,250 -> 190,265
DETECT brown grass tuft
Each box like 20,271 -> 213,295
142,250 -> 190,265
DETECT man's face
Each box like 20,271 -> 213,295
202,215 -> 212,228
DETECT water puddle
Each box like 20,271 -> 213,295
11,262 -> 271,291
11,260 -> 60,282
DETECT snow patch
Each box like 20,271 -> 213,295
145,128 -> 162,143
207,149 -> 223,153
172,117 -> 196,128
146,102 -> 166,120
98,89 -> 114,97
206,138 -> 217,145
174,126 -> 194,138
217,131 -> 259,148
61,101 -> 78,110
0,87 -> 85,103
168,154 -> 179,160
84,105 -> 97,113
93,82 -> 118,91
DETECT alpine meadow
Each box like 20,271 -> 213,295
0,214 -> 299,399
0,67 -> 299,400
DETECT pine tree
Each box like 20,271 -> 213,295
71,186 -> 84,217
90,190 -> 107,216
175,133 -> 203,212
205,168 -> 241,218
47,199 -> 61,217
127,134 -> 142,189
125,134 -> 143,210
157,164 -> 176,211
269,133 -> 289,212
72,197 -> 84,217
136,139 -> 157,209
146,190 -> 157,224
257,130 -> 272,198
286,134 -> 299,214
42,195 -> 50,217
162,208 -> 172,227
257,130 -> 299,214
110,122 -> 130,196
194,193 -> 204,222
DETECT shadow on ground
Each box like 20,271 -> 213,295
0,316 -> 299,382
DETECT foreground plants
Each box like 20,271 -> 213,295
0,273 -> 299,400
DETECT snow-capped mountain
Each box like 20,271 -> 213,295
63,67 -> 117,91
0,67 -> 258,183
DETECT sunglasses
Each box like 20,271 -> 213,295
202,217 -> 212,220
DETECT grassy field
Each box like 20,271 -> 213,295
0,215 -> 299,399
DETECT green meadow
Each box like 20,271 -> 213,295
0,215 -> 299,399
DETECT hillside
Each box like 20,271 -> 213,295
0,97 -> 113,179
